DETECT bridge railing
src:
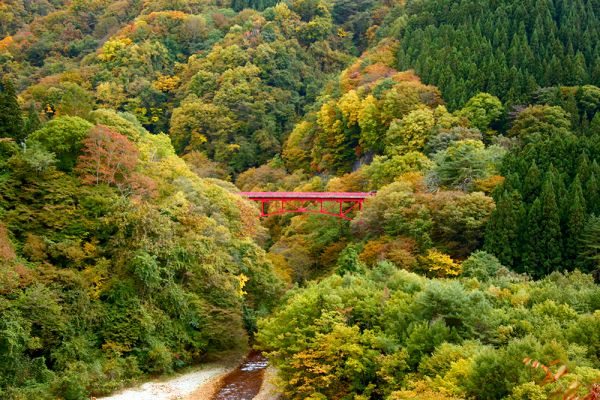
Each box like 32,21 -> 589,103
239,191 -> 376,220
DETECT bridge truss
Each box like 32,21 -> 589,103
240,192 -> 375,220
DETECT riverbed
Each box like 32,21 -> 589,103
99,352 -> 277,400
210,351 -> 268,399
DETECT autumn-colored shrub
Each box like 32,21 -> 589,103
417,249 -> 462,278
0,223 -> 15,262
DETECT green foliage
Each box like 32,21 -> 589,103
336,244 -> 365,276
257,265 -> 600,399
580,216 -> 600,278
0,116 -> 283,398
0,78 -> 24,143
393,0 -> 600,108
27,116 -> 93,171
19,143 -> 56,175
354,176 -> 495,258
385,107 -> 435,155
431,140 -> 505,191
457,93 -> 504,132
4,1 -> 600,399
22,81 -> 94,120
461,251 -> 503,281
286,61 -> 443,173
485,107 -> 600,275
509,105 -> 572,141
364,152 -> 433,189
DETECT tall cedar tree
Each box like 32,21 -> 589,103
524,176 -> 563,277
563,176 -> 587,270
580,216 -> 600,279
484,190 -> 524,268
0,78 -> 24,142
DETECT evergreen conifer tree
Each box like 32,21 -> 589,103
580,216 -> 600,280
564,176 -> 587,270
523,198 -> 544,275
585,172 -> 600,215
564,92 -> 580,129
576,153 -> 591,184
484,190 -> 524,268
0,78 -> 24,142
23,103 -> 41,135
523,162 -> 541,203
538,176 -> 564,275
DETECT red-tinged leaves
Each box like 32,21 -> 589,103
76,125 -> 156,199
522,357 -> 600,400
554,365 -> 568,381
77,125 -> 138,186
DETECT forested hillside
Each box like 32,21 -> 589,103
391,0 -> 600,108
0,108 -> 283,398
1,0 -> 600,399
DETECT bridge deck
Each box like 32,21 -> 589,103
240,192 -> 374,200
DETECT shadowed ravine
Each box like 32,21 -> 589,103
211,351 -> 269,400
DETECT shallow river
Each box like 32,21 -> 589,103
211,351 -> 269,400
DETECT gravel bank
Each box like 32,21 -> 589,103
253,367 -> 281,400
98,363 -> 236,400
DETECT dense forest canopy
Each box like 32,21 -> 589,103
392,0 -> 600,108
1,0 -> 600,399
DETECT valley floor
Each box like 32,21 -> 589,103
98,362 -> 236,400
97,355 -> 280,400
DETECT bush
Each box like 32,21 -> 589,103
461,251 -> 503,281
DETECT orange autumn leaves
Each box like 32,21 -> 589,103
76,125 -> 156,198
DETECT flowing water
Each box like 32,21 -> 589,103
211,351 -> 268,400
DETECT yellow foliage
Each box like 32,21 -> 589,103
487,285 -> 512,300
326,169 -> 369,192
96,81 -> 127,109
433,105 -> 461,129
153,74 -> 181,92
267,252 -> 292,284
338,90 -> 362,126
419,249 -> 461,278
386,106 -> 436,155
317,101 -> 342,135
102,341 -> 132,355
191,130 -> 208,144
83,242 -> 98,257
83,260 -> 109,301
337,28 -> 349,37
390,378 -> 464,399
237,273 -> 249,297
432,358 -> 473,397
0,35 -> 13,52
511,288 -> 530,306
98,37 -> 133,62
282,120 -> 313,170
473,175 -> 505,193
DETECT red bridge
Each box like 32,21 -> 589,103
240,192 -> 375,220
